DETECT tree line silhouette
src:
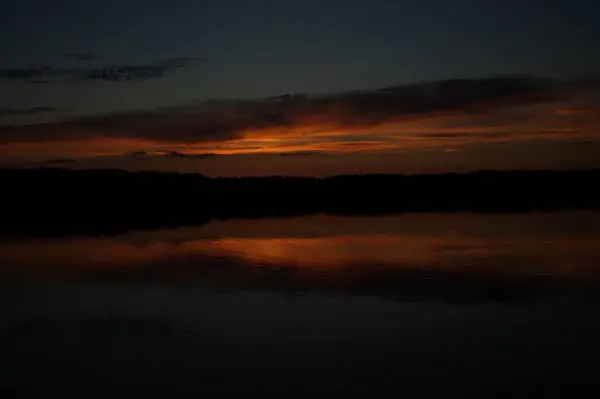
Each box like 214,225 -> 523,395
1,167 -> 599,237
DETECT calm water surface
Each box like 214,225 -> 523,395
1,212 -> 600,397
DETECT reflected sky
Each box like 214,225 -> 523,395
1,212 -> 600,301
3,212 -> 600,396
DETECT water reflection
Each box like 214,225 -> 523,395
1,212 -> 600,302
2,213 -> 600,396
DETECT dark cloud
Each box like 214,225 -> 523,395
60,53 -> 97,61
419,132 -> 473,138
0,106 -> 62,116
0,75 -> 595,146
161,150 -> 218,159
154,57 -> 209,66
567,140 -> 598,146
279,151 -> 321,156
43,158 -> 77,164
80,64 -> 180,82
0,109 -> 247,144
556,106 -> 600,116
22,79 -> 50,84
237,75 -> 593,132
123,150 -> 217,159
0,57 -> 205,83
418,132 -> 519,140
536,129 -> 580,136
0,65 -> 55,80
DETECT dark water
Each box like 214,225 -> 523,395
2,212 -> 600,397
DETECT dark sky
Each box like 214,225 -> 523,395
1,0 -> 600,175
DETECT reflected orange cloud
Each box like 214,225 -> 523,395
2,233 -> 600,279
201,235 -> 600,276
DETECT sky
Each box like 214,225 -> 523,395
1,0 -> 600,176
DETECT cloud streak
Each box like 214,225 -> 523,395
0,106 -> 62,116
279,150 -> 322,157
159,150 -> 218,159
60,53 -> 97,61
0,57 -> 207,83
43,158 -> 78,164
0,75 -> 598,159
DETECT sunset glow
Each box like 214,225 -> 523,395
1,75 -> 598,175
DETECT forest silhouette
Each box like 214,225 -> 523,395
1,167 -> 599,237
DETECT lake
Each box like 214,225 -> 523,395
1,212 -> 600,397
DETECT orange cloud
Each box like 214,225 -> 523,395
0,75 -> 598,161
555,107 -> 600,115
